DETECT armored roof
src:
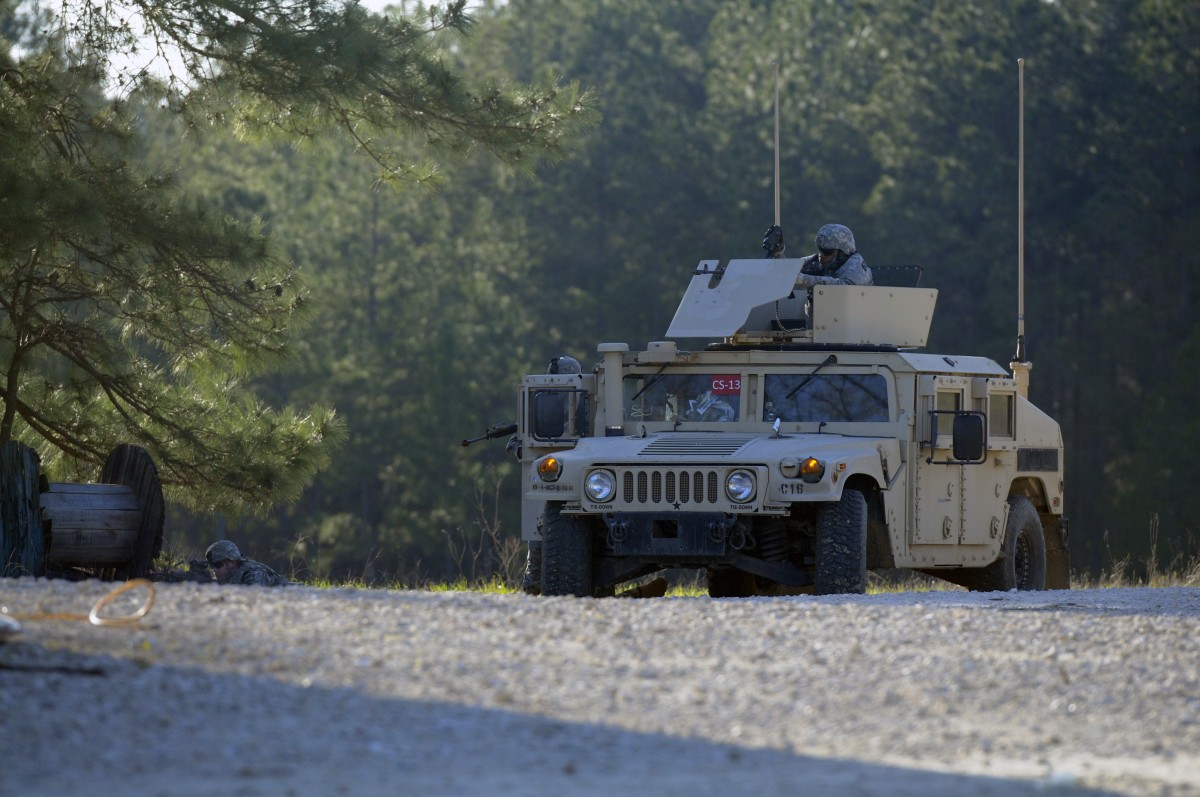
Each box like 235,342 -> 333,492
895,352 -> 1009,377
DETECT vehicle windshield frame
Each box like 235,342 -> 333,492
621,367 -> 894,427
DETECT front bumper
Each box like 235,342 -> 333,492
604,511 -> 736,558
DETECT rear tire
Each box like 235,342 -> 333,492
540,503 -> 596,597
814,489 -> 868,595
961,495 -> 1047,591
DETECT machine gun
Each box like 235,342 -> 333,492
460,422 -> 517,448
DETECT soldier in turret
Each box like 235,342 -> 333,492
795,223 -> 874,287
205,540 -> 290,587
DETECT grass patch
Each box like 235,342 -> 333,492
867,570 -> 963,594
424,576 -> 517,594
156,541 -> 1200,595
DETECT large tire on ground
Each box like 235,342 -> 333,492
540,503 -> 596,597
961,495 -> 1047,592
814,488 -> 868,595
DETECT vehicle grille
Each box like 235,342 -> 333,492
620,469 -> 722,507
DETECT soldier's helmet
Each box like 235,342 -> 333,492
815,223 -> 856,255
205,539 -> 242,565
548,356 -> 582,375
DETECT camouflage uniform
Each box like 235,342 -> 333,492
228,558 -> 290,587
205,540 -> 290,587
795,223 -> 874,287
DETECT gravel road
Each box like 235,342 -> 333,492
1,578 -> 1198,796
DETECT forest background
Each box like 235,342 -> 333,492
5,0 -> 1198,584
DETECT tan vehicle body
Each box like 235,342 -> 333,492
518,259 -> 1067,596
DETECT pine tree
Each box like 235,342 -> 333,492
0,0 -> 594,512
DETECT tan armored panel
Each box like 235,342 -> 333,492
667,259 -> 804,338
809,285 -> 938,347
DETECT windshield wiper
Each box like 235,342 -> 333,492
785,354 -> 838,400
629,363 -> 671,403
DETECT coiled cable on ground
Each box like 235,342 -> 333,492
0,578 -> 156,632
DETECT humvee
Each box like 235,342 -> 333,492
514,257 -> 1068,597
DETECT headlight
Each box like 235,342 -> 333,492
799,457 -> 824,483
537,456 -> 562,482
725,469 -> 756,503
584,469 -> 616,502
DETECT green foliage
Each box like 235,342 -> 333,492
0,17 -> 342,510
463,0 -> 734,352
0,0 -> 595,515
139,107 -> 541,575
54,0 -> 597,179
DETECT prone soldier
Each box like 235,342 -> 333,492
205,540 -> 290,587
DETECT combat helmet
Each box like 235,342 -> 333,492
205,539 -> 243,566
548,356 -> 582,375
815,223 -> 856,254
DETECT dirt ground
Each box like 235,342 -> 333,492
1,579 -> 1198,796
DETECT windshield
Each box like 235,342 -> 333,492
763,373 -> 889,423
624,372 -> 742,423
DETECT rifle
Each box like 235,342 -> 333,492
460,422 -> 517,448
150,557 -> 214,584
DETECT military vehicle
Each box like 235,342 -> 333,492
513,257 -> 1068,597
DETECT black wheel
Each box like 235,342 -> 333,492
540,503 -> 596,597
962,496 -> 1047,591
814,488 -> 868,595
706,566 -> 757,598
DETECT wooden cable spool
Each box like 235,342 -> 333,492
0,442 -> 164,580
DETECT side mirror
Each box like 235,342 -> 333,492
951,412 -> 987,463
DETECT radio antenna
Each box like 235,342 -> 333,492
773,61 -> 781,229
762,62 -> 786,258
1011,58 -> 1032,397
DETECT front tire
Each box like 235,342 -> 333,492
814,489 -> 868,595
540,503 -> 596,597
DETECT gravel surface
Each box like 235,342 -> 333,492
1,579 -> 1198,796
